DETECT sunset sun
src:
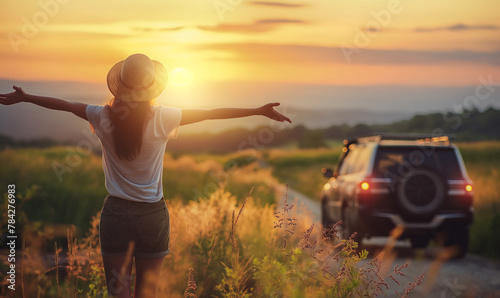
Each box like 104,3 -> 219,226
169,67 -> 194,86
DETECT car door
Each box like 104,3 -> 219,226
335,146 -> 360,219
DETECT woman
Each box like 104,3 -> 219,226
0,53 -> 291,297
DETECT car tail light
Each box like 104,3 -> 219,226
361,182 -> 370,190
465,184 -> 473,192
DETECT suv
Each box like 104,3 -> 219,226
321,134 -> 474,258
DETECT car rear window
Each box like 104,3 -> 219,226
372,146 -> 463,180
339,144 -> 373,175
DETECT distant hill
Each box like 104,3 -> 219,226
324,107 -> 500,141
3,78 -> 500,141
2,107 -> 499,153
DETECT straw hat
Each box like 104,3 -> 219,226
107,54 -> 168,102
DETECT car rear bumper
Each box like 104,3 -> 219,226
360,208 -> 473,236
372,212 -> 472,229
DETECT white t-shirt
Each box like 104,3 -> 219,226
86,104 -> 182,203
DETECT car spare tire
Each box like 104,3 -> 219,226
397,168 -> 445,216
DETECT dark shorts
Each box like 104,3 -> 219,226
99,195 -> 170,259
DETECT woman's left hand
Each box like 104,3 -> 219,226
258,103 -> 292,123
0,86 -> 27,105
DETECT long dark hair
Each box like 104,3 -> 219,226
108,98 -> 152,161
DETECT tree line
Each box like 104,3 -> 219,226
1,107 -> 499,153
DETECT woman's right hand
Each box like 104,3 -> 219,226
0,86 -> 27,105
258,103 -> 292,123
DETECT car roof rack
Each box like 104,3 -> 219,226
344,133 -> 455,146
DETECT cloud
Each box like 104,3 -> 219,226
133,26 -> 184,32
363,27 -> 391,34
255,18 -> 305,25
353,48 -> 500,65
189,43 -> 500,65
198,19 -> 307,33
415,23 -> 498,32
249,1 -> 306,8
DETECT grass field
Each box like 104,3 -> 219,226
262,146 -> 342,200
456,142 -> 500,258
0,142 -> 498,295
0,148 -> 277,233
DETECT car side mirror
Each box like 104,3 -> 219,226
322,168 -> 334,178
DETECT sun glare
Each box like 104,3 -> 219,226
169,67 -> 194,86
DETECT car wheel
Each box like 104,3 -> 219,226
444,225 -> 469,259
397,168 -> 445,216
410,236 -> 430,249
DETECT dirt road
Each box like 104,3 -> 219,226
276,186 -> 500,297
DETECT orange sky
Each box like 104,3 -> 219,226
1,0 -> 499,89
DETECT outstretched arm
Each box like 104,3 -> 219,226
0,86 -> 88,120
180,103 -> 291,126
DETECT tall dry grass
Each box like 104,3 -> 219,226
1,186 -> 423,297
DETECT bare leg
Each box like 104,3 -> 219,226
103,254 -> 134,298
134,256 -> 166,298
